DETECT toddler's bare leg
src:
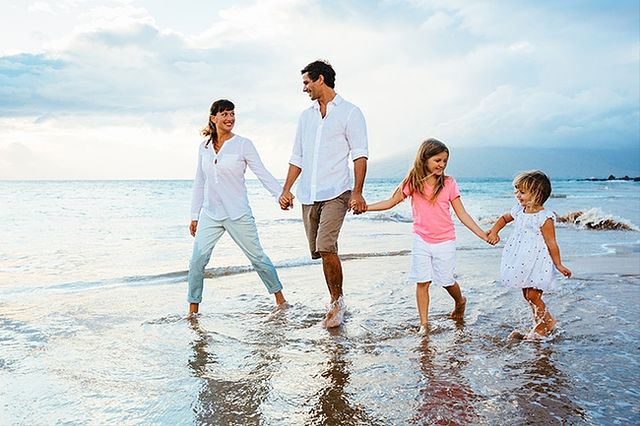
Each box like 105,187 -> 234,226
523,288 -> 555,336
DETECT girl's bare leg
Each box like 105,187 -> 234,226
444,282 -> 466,320
416,282 -> 431,330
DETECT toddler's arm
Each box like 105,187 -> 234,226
541,218 -> 572,277
451,197 -> 494,244
366,187 -> 405,212
487,212 -> 513,244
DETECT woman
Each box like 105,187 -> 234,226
187,99 -> 287,315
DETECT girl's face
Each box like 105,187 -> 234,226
514,187 -> 534,207
211,109 -> 235,132
426,151 -> 449,176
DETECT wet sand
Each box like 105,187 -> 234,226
2,250 -> 639,424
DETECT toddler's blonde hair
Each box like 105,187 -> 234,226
513,170 -> 552,206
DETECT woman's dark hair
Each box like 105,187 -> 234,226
201,99 -> 235,149
301,60 -> 336,88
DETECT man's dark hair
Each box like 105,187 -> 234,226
301,60 -> 336,88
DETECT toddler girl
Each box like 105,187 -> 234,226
488,170 -> 572,339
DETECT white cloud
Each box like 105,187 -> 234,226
0,0 -> 637,179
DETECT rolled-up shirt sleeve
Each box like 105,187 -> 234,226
346,106 -> 368,161
289,115 -> 304,168
190,146 -> 205,220
244,139 -> 283,198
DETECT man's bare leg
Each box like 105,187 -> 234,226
416,281 -> 431,332
444,282 -> 466,320
319,251 -> 344,327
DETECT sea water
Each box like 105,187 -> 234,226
1,178 -> 638,424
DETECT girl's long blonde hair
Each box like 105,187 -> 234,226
401,138 -> 449,202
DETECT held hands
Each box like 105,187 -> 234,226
279,190 -> 295,210
486,230 -> 500,245
189,220 -> 198,237
349,193 -> 367,215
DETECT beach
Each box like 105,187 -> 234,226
1,179 -> 639,424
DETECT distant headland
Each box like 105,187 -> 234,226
580,175 -> 640,182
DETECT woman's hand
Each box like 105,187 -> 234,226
190,220 -> 198,237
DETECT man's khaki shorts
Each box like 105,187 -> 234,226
302,190 -> 351,259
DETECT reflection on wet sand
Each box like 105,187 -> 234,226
413,327 -> 479,426
509,346 -> 586,425
188,316 -> 284,425
308,339 -> 383,426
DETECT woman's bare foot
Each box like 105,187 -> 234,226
274,291 -> 286,306
449,297 -> 466,320
188,303 -> 199,317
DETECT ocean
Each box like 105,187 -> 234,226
1,178 -> 639,424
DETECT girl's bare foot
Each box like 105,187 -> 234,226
449,297 -> 466,320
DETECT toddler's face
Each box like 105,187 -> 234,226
514,187 -> 533,207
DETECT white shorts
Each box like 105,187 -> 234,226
408,235 -> 456,287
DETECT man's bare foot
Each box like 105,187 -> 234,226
418,323 -> 429,334
449,297 -> 466,320
188,303 -> 199,317
322,297 -> 345,328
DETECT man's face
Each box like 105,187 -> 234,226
302,72 -> 322,100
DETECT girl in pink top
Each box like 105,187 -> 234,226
367,139 -> 494,332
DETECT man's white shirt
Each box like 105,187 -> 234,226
289,95 -> 368,205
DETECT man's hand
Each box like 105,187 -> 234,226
279,190 -> 295,210
349,192 -> 367,215
189,220 -> 198,237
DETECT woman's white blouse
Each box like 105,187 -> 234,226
190,135 -> 282,221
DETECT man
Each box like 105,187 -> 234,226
279,60 -> 368,328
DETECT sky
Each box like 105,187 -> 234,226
0,0 -> 638,179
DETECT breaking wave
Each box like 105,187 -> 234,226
556,209 -> 639,231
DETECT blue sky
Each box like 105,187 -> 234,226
0,0 -> 638,179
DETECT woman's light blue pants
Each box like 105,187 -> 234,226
187,213 -> 283,304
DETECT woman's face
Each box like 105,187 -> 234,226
211,109 -> 235,132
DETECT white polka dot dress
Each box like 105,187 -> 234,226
500,204 -> 559,291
